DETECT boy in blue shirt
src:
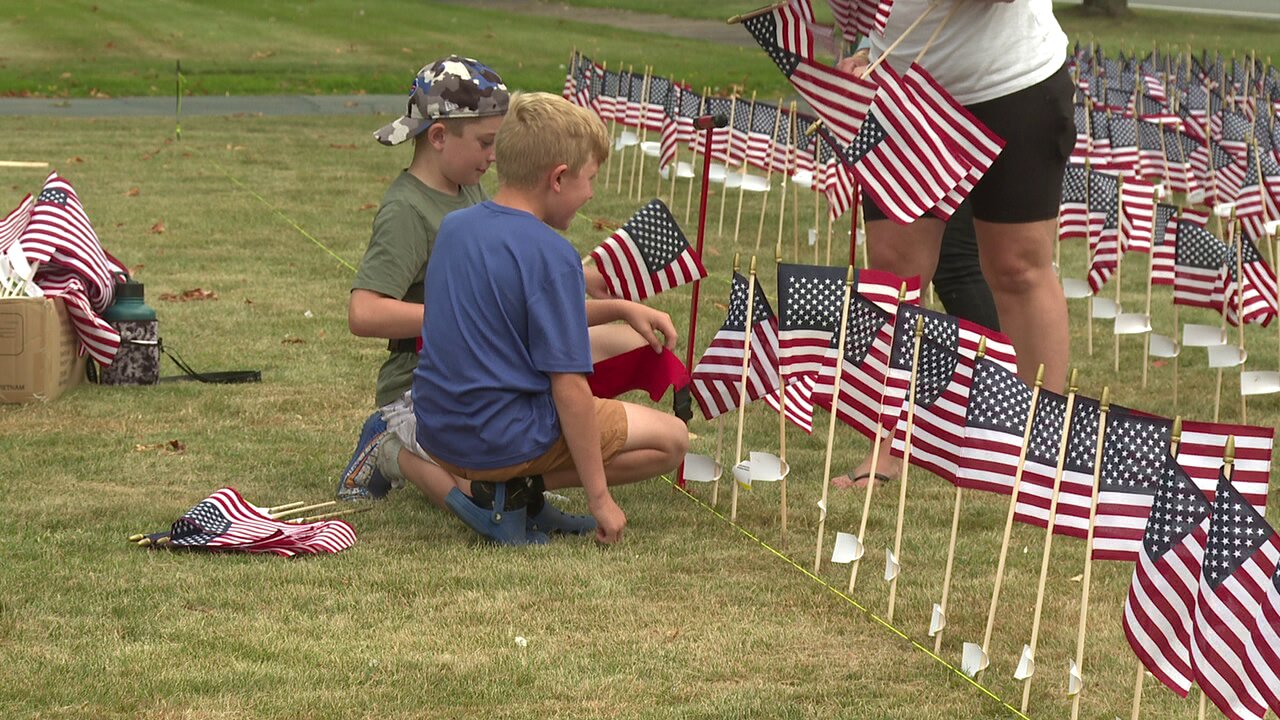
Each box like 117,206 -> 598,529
414,92 -> 688,545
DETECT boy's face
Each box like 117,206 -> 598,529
547,158 -> 599,232
437,115 -> 504,187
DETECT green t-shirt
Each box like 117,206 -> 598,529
352,171 -> 486,407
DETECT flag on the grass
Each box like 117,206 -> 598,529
168,488 -> 357,556
1176,420 -> 1274,516
1089,108 -> 1114,171
956,357 -> 1033,495
812,289 -> 900,441
643,75 -> 671,133
1236,144 -> 1280,243
1137,118 -> 1166,179
812,128 -> 859,218
1162,127 -> 1197,195
20,172 -> 127,365
1249,564 -> 1280,715
589,200 -> 705,302
1070,104 -> 1090,165
1090,409 -> 1175,561
848,64 -> 970,223
676,82 -> 704,145
690,273 -> 781,419
1059,164 -> 1089,240
746,100 -> 782,172
0,194 -> 32,255
1014,392 -> 1099,538
596,67 -> 620,122
704,95 -> 734,161
825,0 -> 890,42
1219,109 -> 1253,158
658,82 -> 682,170
1120,177 -> 1157,253
1150,203 -> 1179,285
763,372 -> 819,434
726,98 -> 753,166
1088,169 -> 1121,293
1110,111 -> 1139,171
1220,234 -> 1278,327
777,262 -> 848,378
1174,220 -> 1227,310
1123,454 -> 1212,697
1192,473 -> 1280,720
742,4 -> 875,146
624,69 -> 646,128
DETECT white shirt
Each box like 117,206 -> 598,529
869,0 -> 1068,106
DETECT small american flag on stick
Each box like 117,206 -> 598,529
589,199 -> 706,302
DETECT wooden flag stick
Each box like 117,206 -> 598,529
270,501 -> 336,520
790,106 -> 800,257
1196,438 -> 1236,720
826,212 -> 834,266
712,407 -> 726,508
862,2 -> 941,79
286,506 -> 372,524
814,265 -> 858,572
725,0 -> 786,25
734,92 -> 759,247
686,89 -> 709,225
1214,211 -> 1237,422
753,98 -> 784,252
775,104 -> 795,258
1173,303 -> 1181,410
730,255 -> 760,522
265,501 -> 306,514
616,66 -> 634,194
911,0 -> 964,66
1085,163 -> 1095,356
1142,190 -> 1159,388
668,79 -> 684,208
601,61 -> 617,188
813,151 -> 823,264
1274,230 -> 1279,374
1020,368 -> 1082,714
976,363 -> 1047,676
631,68 -> 652,202
849,282 -> 910,594
886,314 -> 927,625
1068,387 -> 1112,720
1128,417 -> 1181,720
0,160 -> 49,169
775,244 -> 790,537
1113,176 -> 1126,375
719,96 -> 739,237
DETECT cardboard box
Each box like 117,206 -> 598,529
0,296 -> 86,403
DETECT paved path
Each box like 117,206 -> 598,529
1057,0 -> 1280,19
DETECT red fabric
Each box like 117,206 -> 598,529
588,345 -> 689,402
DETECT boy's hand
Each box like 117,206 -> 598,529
621,303 -> 678,353
590,495 -> 627,544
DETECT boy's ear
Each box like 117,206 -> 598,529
423,121 -> 448,149
548,163 -> 570,192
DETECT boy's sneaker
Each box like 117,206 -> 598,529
445,480 -> 548,546
337,412 -> 392,501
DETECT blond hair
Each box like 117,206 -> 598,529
495,92 -> 610,189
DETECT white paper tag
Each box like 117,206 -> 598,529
961,643 -> 989,677
1148,333 -> 1179,358
1014,645 -> 1036,680
808,227 -> 818,247
1061,278 -> 1092,299
1241,371 -> 1280,396
707,163 -> 728,183
749,451 -> 783,482
640,140 -> 661,158
790,170 -> 814,189
732,460 -> 752,490
1152,183 -> 1167,200
884,549 -> 900,582
1067,659 -> 1083,695
831,532 -> 864,564
1187,188 -> 1207,204
1265,219 -> 1280,236
615,131 -> 639,149
1113,313 -> 1152,335
928,603 -> 946,637
817,498 -> 827,522
739,174 -> 771,193
1213,202 -> 1237,218
1091,296 -> 1119,319
681,453 -> 719,483
675,161 -> 695,179
1207,344 -> 1247,368
1182,323 -> 1227,347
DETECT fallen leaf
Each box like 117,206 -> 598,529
704,246 -> 721,256
104,41 -> 116,49
249,50 -> 276,60
401,47 -> 413,54
60,71 -> 72,79
713,302 -> 728,311
343,100 -> 359,108
282,336 -> 306,345
1152,360 -> 1167,368
67,156 -> 84,164
159,288 -> 218,302
149,221 -> 165,234
329,143 -> 357,150
1070,574 -> 1083,582
591,217 -> 618,232
125,187 -> 140,197
131,264 -> 145,272
244,298 -> 254,305
357,202 -> 376,211
134,439 -> 186,454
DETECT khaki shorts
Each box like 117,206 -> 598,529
434,398 -> 629,481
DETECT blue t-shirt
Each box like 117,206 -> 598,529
413,201 -> 593,469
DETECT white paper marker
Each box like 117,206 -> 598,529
1113,313 -> 1152,335
790,169 -> 814,188
1265,219 -> 1280,235
1213,202 -> 1237,218
1067,659 -> 1083,696
817,498 -> 827,521
831,532 -> 864,564
1148,333 -> 1179,358
928,604 -> 946,637
808,228 -> 818,247
1241,371 -> 1280,396
1014,645 -> 1036,680
1061,278 -> 1092,299
1207,344 -> 1247,368
1182,323 -> 1227,347
961,643 -> 989,677
1091,296 -> 1119,319
682,453 -> 719,483
615,131 -> 639,149
884,549 -> 900,582
1187,188 -> 1207,205
749,451 -> 783,482
640,140 -> 661,158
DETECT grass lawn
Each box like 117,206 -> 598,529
1,2 -> 1279,718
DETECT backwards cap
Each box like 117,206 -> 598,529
373,56 -> 509,146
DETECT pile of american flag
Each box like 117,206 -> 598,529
129,488 -> 359,557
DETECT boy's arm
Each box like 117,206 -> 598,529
549,372 -> 626,544
585,299 -> 678,353
348,289 -> 425,340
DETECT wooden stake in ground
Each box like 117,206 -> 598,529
270,501 -> 336,520
775,243 -> 790,537
774,103 -> 796,262
1067,387 -> 1112,720
685,89 -> 709,225
711,411 -> 726,508
753,99 -> 784,252
813,265 -> 857,573
718,95 -> 740,237
630,68 -> 653,202
601,61 -> 617,189
848,282 -> 910,594
616,65 -> 635,195
1141,189 -> 1159,389
1085,161 -> 1095,356
1020,369 -> 1082,714
1113,177 -> 1127,374
970,364 -> 1047,678
668,79 -> 686,209
1128,416 -> 1182,720
733,92 -> 759,247
886,314 -> 927,626
1214,209 -> 1237,422
729,255 -> 760,523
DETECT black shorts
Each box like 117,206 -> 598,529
863,64 -> 1075,224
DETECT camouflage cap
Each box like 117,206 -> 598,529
373,56 -> 509,146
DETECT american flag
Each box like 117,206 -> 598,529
704,96 -> 735,161
1122,454 -> 1211,697
742,6 -> 875,146
597,67 -> 621,122
1090,409 -> 1174,561
825,0 -> 889,42
811,289 -> 899,441
1088,108 -> 1114,171
1192,473 -> 1280,720
1150,203 -> 1179,286
0,194 -> 33,254
1176,420 -> 1273,515
1200,140 -> 1247,207
745,100 -> 782,173
849,65 -> 970,223
625,69 -> 646,128
1174,220 -> 1227,310
659,82 -> 681,170
644,75 -> 671,133
726,98 -> 754,167
811,127 -> 858,218
19,172 -> 127,366
589,199 -> 706,302
676,82 -> 704,146
1248,564 -> 1280,715
1235,144 -> 1280,244
690,273 -> 781,420
1059,164 -> 1089,240
956,357 -> 1033,495
168,488 -> 357,556
1087,169 -> 1120,294
1137,119 -> 1167,180
1109,112 -> 1139,171
763,372 -> 819,434
1071,104 -> 1090,165
588,62 -> 607,120
1220,234 -> 1278,327
1162,127 -> 1196,194
562,51 -> 581,103
1219,109 -> 1252,159
1120,177 -> 1157,253
1014,392 -> 1099,538
777,262 -> 848,378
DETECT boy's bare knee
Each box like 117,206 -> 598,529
658,414 -> 689,461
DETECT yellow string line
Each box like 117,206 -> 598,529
661,475 -> 1033,720
210,158 -> 359,274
